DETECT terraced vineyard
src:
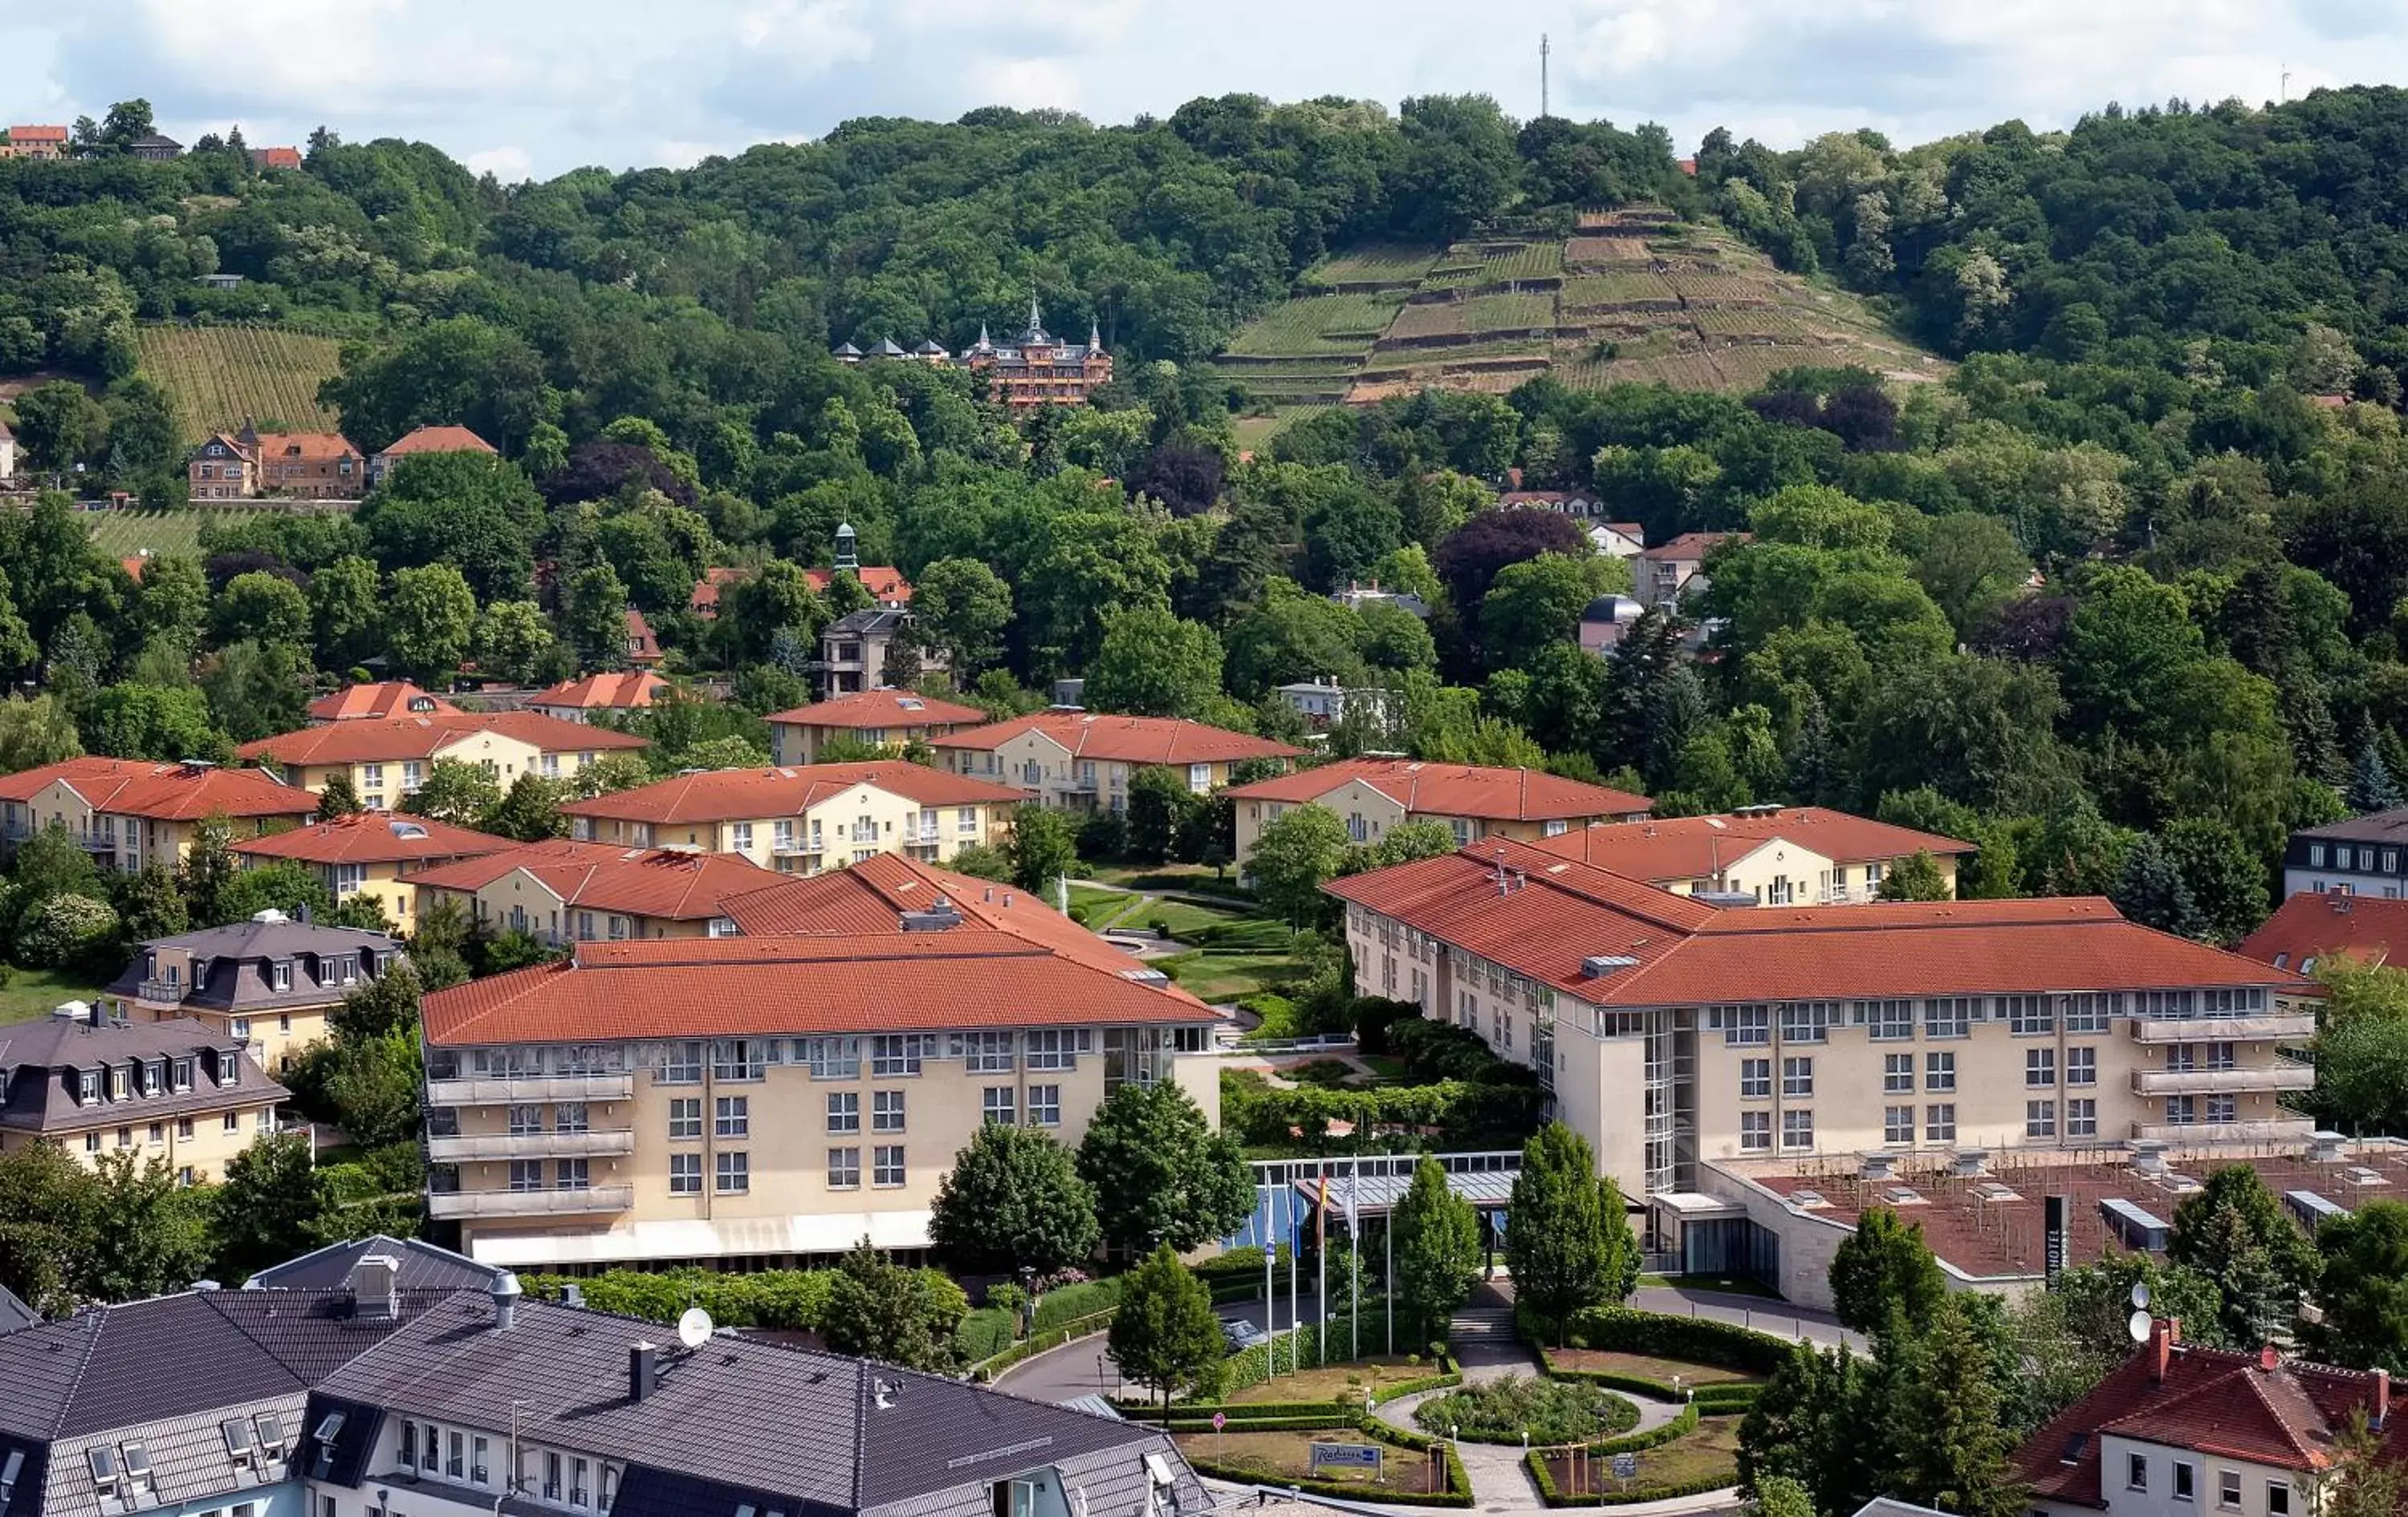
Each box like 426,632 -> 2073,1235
133,324 -> 348,443
1210,208 -> 1945,436
84,508 -> 250,561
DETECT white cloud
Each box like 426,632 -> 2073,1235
465,145 -> 535,181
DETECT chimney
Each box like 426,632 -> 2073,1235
2153,1318 -> 2181,1382
88,1000 -> 104,1029
2260,1343 -> 2280,1373
2378,1369 -> 2392,1430
490,1271 -> 522,1332
348,1252 -> 400,1320
562,1283 -> 584,1308
629,1342 -> 659,1402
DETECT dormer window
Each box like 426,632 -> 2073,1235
173,1057 -> 194,1092
87,1446 -> 119,1495
254,1415 -> 287,1461
271,961 -> 292,992
109,1067 -> 129,1100
141,1061 -> 162,1097
79,1070 -> 100,1104
223,1418 -> 258,1466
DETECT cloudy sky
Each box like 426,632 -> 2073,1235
5,0 -> 2405,181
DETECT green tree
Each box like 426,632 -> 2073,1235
213,571 -> 313,649
2110,835 -> 2207,939
1828,1207 -> 1946,1335
0,693 -> 83,773
331,961 -> 423,1043
83,1153 -> 212,1303
1884,1297 -> 2025,1517
2348,739 -> 2404,813
1007,805 -> 1080,894
0,1137 -> 97,1312
386,563 -> 478,682
11,380 -> 98,472
2302,1199 -> 2408,1371
912,558 -> 1014,676
473,600 -> 560,685
322,1027 -> 425,1149
1108,1244 -> 1226,1413
1911,514 -> 2030,641
483,772 -> 570,841
1247,803 -> 1349,926
564,563 -> 632,671
1392,1153 -> 1482,1347
307,555 -> 384,671
1750,1476 -> 1817,1517
1482,552 -> 1617,670
927,1123 -> 1100,1279
200,640 -> 314,743
210,1133 -> 324,1282
1084,608 -> 1223,719
315,771 -> 364,819
1373,817 -> 1459,867
85,682 -> 224,761
1504,1120 -> 1635,1344
1125,766 -> 1202,864
209,862 -> 335,927
400,758 -> 503,827
1076,1080 -> 1255,1256
2169,1165 -> 2321,1344
113,863 -> 188,942
820,1239 -> 966,1372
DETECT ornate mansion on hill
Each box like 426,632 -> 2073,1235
833,300 -> 1111,407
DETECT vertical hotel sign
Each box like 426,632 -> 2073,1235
2044,1194 -> 2068,1283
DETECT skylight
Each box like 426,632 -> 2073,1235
223,1418 -> 257,1463
87,1446 -> 119,1490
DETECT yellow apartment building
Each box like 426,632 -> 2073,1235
1225,758 -> 1653,876
1530,805 -> 1975,904
765,689 -> 989,766
0,1006 -> 291,1184
0,758 -> 316,871
238,711 -> 649,807
230,811 -> 515,927
558,762 -> 1022,874
102,913 -> 406,1074
408,840 -> 779,945
933,712 -> 1300,813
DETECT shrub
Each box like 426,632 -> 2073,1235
14,893 -> 120,972
957,1307 -> 1015,1362
1033,1276 -> 1121,1330
1413,1375 -> 1640,1445
1556,1307 -> 1792,1376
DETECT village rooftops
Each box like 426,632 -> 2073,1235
228,811 -> 513,868
0,1013 -> 291,1138
1226,757 -> 1652,822
559,762 -> 1022,828
246,1233 -> 509,1291
406,840 -> 775,922
372,424 -> 496,459
1529,806 -> 1974,878
305,681 -> 459,722
766,688 -> 988,730
529,671 -> 670,713
1637,531 -> 1748,562
2237,888 -> 2408,974
804,564 -> 913,603
0,757 -> 314,821
238,710 -> 649,767
934,710 -> 1303,767
2293,806 -> 2408,845
102,916 -> 402,1011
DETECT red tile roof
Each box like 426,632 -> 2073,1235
689,567 -> 746,617
1227,758 -> 1651,823
306,681 -> 460,722
1496,491 -> 1597,508
1530,807 -> 1971,880
803,566 -> 913,604
2237,889 -> 2408,973
118,555 -> 148,581
239,711 -> 648,767
0,758 -> 315,821
250,146 -> 302,169
254,431 -> 360,463
1326,839 -> 2304,1004
765,689 -> 989,732
408,840 -> 775,921
230,811 -> 515,866
934,712 -> 1301,767
559,761 -> 1023,827
529,672 -> 669,712
374,425 -> 496,458
624,609 -> 663,665
1636,531 -> 1746,562
7,126 -> 68,144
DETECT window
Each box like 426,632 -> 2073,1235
473,1438 -> 490,1486
448,1430 -> 465,1479
2269,1482 -> 2291,1516
872,1089 -> 905,1133
173,1057 -> 194,1092
714,1150 -> 749,1194
2207,1093 -> 2239,1125
2003,994 -> 2053,1035
224,1112 -> 241,1133
2310,843 -> 2329,868
600,1466 -> 617,1515
1884,1105 -> 1914,1144
714,1096 -> 749,1138
545,1453 -> 563,1501
1781,1109 -> 1814,1150
870,1034 -> 925,1077
2068,1098 -> 2098,1137
2174,1462 -> 2196,1503
79,1070 -> 100,1104
1860,999 -> 1913,1040
177,1117 -> 192,1139
730,823 -> 753,852
1739,1111 -> 1771,1152
803,1036 -> 861,1079
2026,1048 -> 2056,1087
1926,1051 -> 1956,1092
827,1147 -> 860,1189
668,1098 -> 701,1140
510,1159 -> 543,1190
2027,1100 -> 2056,1137
510,1104 -> 545,1136
669,1153 -> 702,1194
710,1039 -> 765,1081
556,1157 -> 589,1190
2167,1094 -> 2199,1126
571,1459 -> 589,1507
1028,1084 -> 1061,1127
1718,1003 -> 1771,1046
1188,763 -> 1212,793
2220,1472 -> 2242,1510
2129,1454 -> 2149,1493
1883,1053 -> 1914,1093
958,1031 -> 1015,1072
2067,1047 -> 2097,1087
1782,1056 -> 1814,1098
120,1445 -> 153,1499
2064,994 -> 2114,1033
1739,1058 -> 1771,1100
271,961 -> 292,992
1026,1029 -> 1084,1071
982,1087 -> 1016,1125
399,1423 -> 417,1468
659,1041 -> 702,1084
1926,1104 -> 1957,1142
873,1145 -> 905,1186
1924,997 -> 1972,1038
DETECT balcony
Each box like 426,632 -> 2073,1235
772,836 -> 821,856
424,1073 -> 634,1106
136,978 -> 189,1004
425,1129 -> 637,1162
2129,1014 -> 2317,1044
2130,1118 -> 2318,1145
426,1185 -> 633,1220
2130,1064 -> 2316,1096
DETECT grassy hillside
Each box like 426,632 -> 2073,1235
1208,208 -> 1946,433
132,324 -> 348,444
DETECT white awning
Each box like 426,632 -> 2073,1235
1651,1191 -> 1746,1219
466,1209 -> 934,1267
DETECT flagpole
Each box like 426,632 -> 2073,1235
1316,1157 -> 1328,1368
1287,1161 -> 1300,1378
1263,1177 -> 1275,1372
1348,1153 -> 1361,1362
1385,1163 -> 1394,1356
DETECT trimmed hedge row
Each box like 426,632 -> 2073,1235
1523,1446 -> 1736,1508
1128,1373 -> 1462,1424
969,1308 -> 1116,1381
1033,1279 -> 1121,1331
1540,1358 -> 1763,1411
1218,1303 -> 1403,1396
1182,1417 -> 1474,1508
1556,1306 -> 1792,1375
1590,1402 -> 1698,1455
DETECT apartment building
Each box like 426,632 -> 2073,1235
186,425 -> 365,500
0,756 -> 315,869
365,422 -> 497,486
766,688 -> 987,765
0,1004 -> 290,1182
230,813 -> 512,926
527,671 -> 669,723
1327,839 -> 2312,1201
103,913 -> 405,1072
408,839 -> 777,944
1530,805 -> 1974,903
821,608 -> 938,694
1633,531 -> 1745,608
417,857 -> 1221,1267
936,712 -> 1300,813
2282,807 -> 2408,897
239,711 -> 649,804
1226,758 -> 1652,876
0,1266 -> 1202,1517
307,680 -> 459,723
559,762 -> 1021,873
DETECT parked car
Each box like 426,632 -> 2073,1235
1220,1317 -> 1269,1352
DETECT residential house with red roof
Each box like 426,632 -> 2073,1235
1327,839 -> 2312,1200
687,565 -> 746,619
2237,888 -> 2408,975
1,125 -> 69,160
1634,531 -> 1747,608
239,710 -> 648,808
367,423 -> 498,486
934,711 -> 1300,813
526,670 -> 669,724
1531,805 -> 1975,904
559,761 -> 1022,872
1225,758 -> 1652,877
623,608 -> 664,667
230,811 -> 515,927
305,680 -> 459,724
0,758 -> 316,872
415,850 -> 1218,1267
803,565 -> 913,605
764,689 -> 987,765
406,838 -> 775,946
250,145 -> 302,170
185,421 -> 364,500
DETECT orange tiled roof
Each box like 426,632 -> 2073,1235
803,566 -> 913,603
934,712 -> 1302,767
254,431 -> 360,462
559,761 -> 1022,827
765,689 -> 987,731
0,758 -> 313,821
419,926 -> 1210,1047
624,609 -> 662,664
1636,531 -> 1746,562
1326,838 -> 2304,1005
689,567 -> 746,616
306,681 -> 460,722
238,711 -> 648,767
6,126 -> 68,144
530,672 -> 669,711
251,146 -> 302,169
1226,758 -> 1650,823
230,811 -> 515,866
375,425 -> 496,458
2237,889 -> 2408,973
1530,807 -> 1971,879
408,840 -> 774,921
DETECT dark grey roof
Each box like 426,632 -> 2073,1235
120,917 -> 395,964
828,609 -> 911,636
0,1282 -> 35,1333
832,342 -> 864,356
872,338 -> 907,357
315,1296 -> 1202,1517
2297,808 -> 2408,844
0,1017 -> 286,1138
913,340 -> 948,356
247,1236 -> 507,1292
100,919 -> 400,1014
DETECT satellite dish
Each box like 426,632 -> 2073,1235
2127,1310 -> 2153,1344
677,1307 -> 714,1349
2131,1281 -> 2152,1311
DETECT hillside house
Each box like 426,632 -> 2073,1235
367,423 -> 498,486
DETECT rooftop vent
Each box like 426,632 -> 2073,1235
1884,1186 -> 1927,1206
1951,1149 -> 1989,1178
2312,1131 -> 2350,1164
1692,891 -> 1759,909
490,1270 -> 522,1332
348,1251 -> 400,1320
1859,1153 -> 1896,1182
251,908 -> 288,924
629,1341 -> 659,1402
1973,1181 -> 2024,1204
2345,1166 -> 2392,1187
388,820 -> 429,840
2154,1173 -> 2203,1196
1789,1189 -> 1828,1210
2130,1140 -> 2171,1177
1580,954 -> 1641,978
899,904 -> 962,933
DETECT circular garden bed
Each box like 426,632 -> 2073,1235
1414,1375 -> 1639,1445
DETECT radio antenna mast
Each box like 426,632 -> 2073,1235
1540,35 -> 1551,120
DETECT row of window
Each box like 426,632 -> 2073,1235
394,1420 -> 616,1513
2125,1450 -> 2288,1515
1702,988 -> 2270,1047
1739,1047 -> 2105,1101
2167,1094 -> 2242,1125
83,1108 -> 268,1153
2305,840 -> 2399,875
655,1031 -> 1092,1083
1738,1100 -> 2107,1151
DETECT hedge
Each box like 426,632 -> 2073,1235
968,1308 -> 1116,1381
1125,1373 -> 1462,1424
1218,1302 -> 1404,1396
1523,1445 -> 1736,1508
1221,1071 -> 1540,1151
958,1308 -> 1015,1363
1033,1278 -> 1121,1331
1539,1358 -> 1763,1411
1589,1402 -> 1698,1454
1182,1417 -> 1470,1508
1556,1306 -> 1793,1376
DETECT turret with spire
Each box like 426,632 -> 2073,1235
1087,318 -> 1104,356
1019,294 -> 1049,347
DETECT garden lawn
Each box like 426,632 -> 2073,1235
1146,897 -> 1251,938
1088,863 -> 1251,898
1540,1417 -> 1740,1499
1067,885 -> 1137,927
0,968 -> 102,1025
1166,952 -> 1300,1003
1546,1349 -> 1763,1386
1174,1430 -> 1446,1494
1226,1357 -> 1429,1405
1417,1374 -> 1638,1444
